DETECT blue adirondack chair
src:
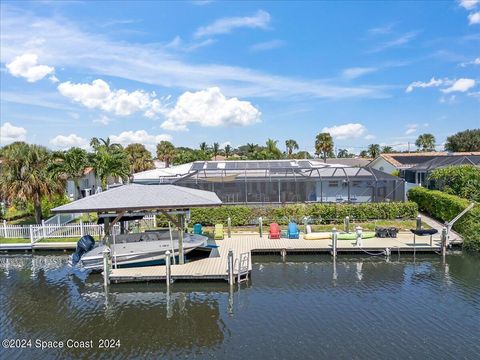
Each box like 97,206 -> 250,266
193,223 -> 203,235
287,222 -> 300,239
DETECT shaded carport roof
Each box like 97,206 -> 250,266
52,184 -> 222,213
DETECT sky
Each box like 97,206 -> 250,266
0,0 -> 479,155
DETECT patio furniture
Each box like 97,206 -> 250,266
193,223 -> 203,235
287,222 -> 300,239
269,223 -> 281,239
214,224 -> 224,240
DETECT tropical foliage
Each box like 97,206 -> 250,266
49,147 -> 89,197
90,137 -> 129,189
124,143 -> 155,174
315,133 -> 334,162
415,133 -> 436,151
408,187 -> 480,251
0,142 -> 66,223
285,139 -> 299,158
444,129 -> 480,152
428,165 -> 480,202
367,144 -> 381,158
156,140 -> 176,167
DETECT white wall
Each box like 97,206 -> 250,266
368,158 -> 397,175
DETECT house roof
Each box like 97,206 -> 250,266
370,152 -> 480,168
407,155 -> 480,171
83,167 -> 94,175
52,184 -> 222,213
324,158 -> 371,167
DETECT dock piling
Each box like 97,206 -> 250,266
441,227 -> 447,257
227,217 -> 231,239
331,228 -> 338,257
281,249 -> 287,260
344,216 -> 350,233
355,226 -> 363,247
165,250 -> 172,286
416,215 -> 422,231
227,250 -> 234,285
259,217 -> 263,238
102,247 -> 111,287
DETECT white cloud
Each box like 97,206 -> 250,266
459,57 -> 480,67
57,79 -> 166,118
220,141 -> 231,148
441,78 -> 476,93
0,122 -> 27,144
93,115 -> 111,125
109,130 -> 172,151
459,0 -> 479,10
468,11 -> 480,24
405,124 -> 418,135
49,134 -> 88,149
406,77 -> 445,93
342,67 -> 377,80
249,40 -> 285,52
166,36 -> 216,52
369,31 -> 418,53
368,23 -> 396,35
0,7 -> 386,100
5,53 -> 54,82
162,87 -> 261,131
49,75 -> 59,83
195,10 -> 271,38
321,123 -> 366,140
364,134 -> 376,140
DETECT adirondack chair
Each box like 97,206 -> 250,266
269,223 -> 281,239
287,222 -> 300,239
214,224 -> 224,240
193,223 -> 203,235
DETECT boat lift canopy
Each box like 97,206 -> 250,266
52,184 -> 222,265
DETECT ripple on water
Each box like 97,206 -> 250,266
0,252 -> 479,359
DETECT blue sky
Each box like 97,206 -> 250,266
1,0 -> 479,155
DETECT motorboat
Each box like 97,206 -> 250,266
70,231 -> 208,271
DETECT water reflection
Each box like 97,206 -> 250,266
0,252 -> 479,359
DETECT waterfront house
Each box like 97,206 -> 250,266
133,159 -> 405,204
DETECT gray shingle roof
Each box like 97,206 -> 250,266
52,184 -> 222,213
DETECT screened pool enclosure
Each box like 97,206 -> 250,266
133,160 -> 405,204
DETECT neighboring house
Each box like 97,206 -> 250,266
133,159 -> 405,204
368,152 -> 480,187
66,167 -> 123,200
404,155 -> 480,186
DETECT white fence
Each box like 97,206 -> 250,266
1,214 -> 157,244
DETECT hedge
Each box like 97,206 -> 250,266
408,187 -> 480,251
156,202 -> 418,227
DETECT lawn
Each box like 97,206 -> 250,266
0,237 -> 83,244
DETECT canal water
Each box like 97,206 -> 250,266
0,252 -> 479,359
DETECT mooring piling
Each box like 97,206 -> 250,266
165,250 -> 172,286
331,228 -> 338,257
227,249 -> 234,286
102,247 -> 111,287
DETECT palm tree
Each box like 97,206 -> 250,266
90,137 -> 122,152
337,149 -> 350,158
212,142 -> 220,160
199,142 -> 209,152
359,150 -> 369,158
381,146 -> 394,154
285,139 -> 299,158
125,143 -> 155,174
367,144 -> 381,158
224,144 -> 232,159
315,133 -> 334,162
246,143 -> 257,154
265,138 -> 283,159
0,142 -> 65,223
90,137 -> 129,189
415,133 -> 436,152
49,147 -> 89,198
156,141 -> 176,167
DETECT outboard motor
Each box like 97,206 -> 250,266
70,235 -> 95,266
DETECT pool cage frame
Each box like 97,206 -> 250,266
139,160 -> 405,205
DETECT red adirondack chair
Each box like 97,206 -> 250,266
269,223 -> 281,239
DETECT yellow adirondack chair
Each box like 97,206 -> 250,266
214,224 -> 224,240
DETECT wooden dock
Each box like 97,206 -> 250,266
109,232 -> 443,283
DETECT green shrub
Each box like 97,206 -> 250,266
156,202 -> 418,227
408,187 -> 480,251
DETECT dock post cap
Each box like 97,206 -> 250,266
102,247 -> 111,255
166,250 -> 171,255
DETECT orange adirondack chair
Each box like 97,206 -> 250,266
269,223 -> 281,239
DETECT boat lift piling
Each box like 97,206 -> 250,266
165,250 -> 172,286
102,247 -> 111,287
227,250 -> 234,286
344,216 -> 350,233
331,228 -> 338,257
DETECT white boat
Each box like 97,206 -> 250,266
71,231 -> 208,271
